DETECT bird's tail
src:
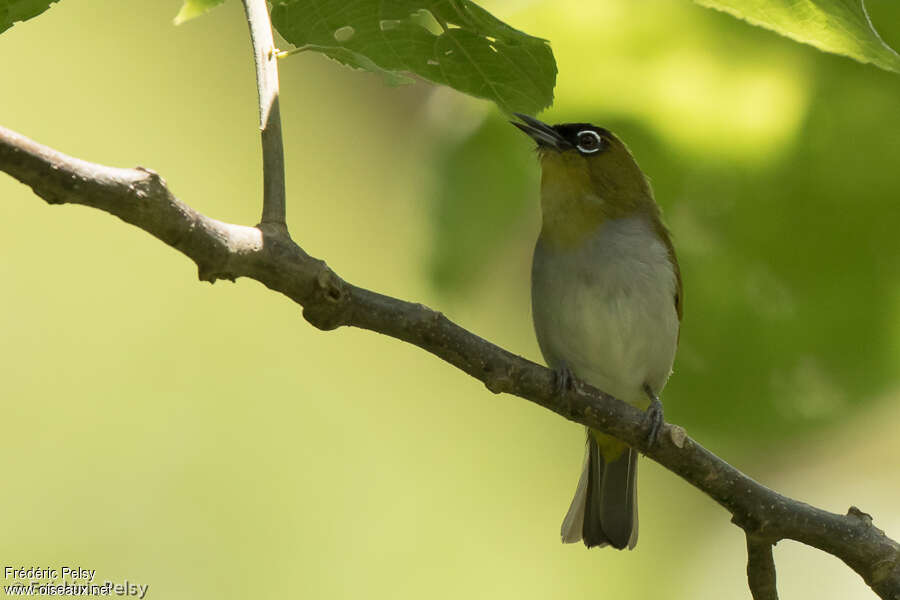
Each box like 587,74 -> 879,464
560,429 -> 639,550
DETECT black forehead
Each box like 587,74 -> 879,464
551,123 -> 613,142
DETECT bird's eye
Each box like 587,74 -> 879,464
576,130 -> 604,154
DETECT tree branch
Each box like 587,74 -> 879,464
746,534 -> 778,600
2,123 -> 899,599
242,0 -> 287,227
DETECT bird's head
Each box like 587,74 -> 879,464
511,113 -> 656,247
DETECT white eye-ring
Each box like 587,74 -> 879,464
576,130 -> 603,154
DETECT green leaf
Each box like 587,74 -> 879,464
174,0 -> 226,25
694,0 -> 900,74
0,0 -> 59,34
271,0 -> 556,114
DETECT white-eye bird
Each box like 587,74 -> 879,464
512,114 -> 682,550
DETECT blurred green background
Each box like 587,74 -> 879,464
1,1 -> 898,598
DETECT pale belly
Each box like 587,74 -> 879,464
531,216 -> 680,408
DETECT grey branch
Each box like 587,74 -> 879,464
242,0 -> 287,227
1,126 -> 899,598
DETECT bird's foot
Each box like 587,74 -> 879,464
552,364 -> 576,396
642,384 -> 665,449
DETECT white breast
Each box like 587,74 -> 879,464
531,215 -> 680,408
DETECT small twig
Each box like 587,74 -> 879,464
241,0 -> 287,227
1,125 -> 899,599
746,535 -> 779,600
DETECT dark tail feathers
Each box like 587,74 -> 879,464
561,430 -> 639,550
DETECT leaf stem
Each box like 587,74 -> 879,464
275,45 -> 312,59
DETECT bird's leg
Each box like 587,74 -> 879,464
552,363 -> 576,395
642,383 -> 665,449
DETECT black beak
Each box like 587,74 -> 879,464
510,113 -> 571,151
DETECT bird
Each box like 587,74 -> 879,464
511,113 -> 682,550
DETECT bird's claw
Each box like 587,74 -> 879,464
553,364 -> 575,395
642,384 -> 665,449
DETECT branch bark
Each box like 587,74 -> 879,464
2,123 -> 899,599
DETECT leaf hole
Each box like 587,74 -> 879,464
427,59 -> 439,65
379,19 -> 403,31
333,25 -> 355,42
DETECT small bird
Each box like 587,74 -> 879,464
512,114 -> 682,550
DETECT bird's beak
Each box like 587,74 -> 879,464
510,113 -> 571,151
